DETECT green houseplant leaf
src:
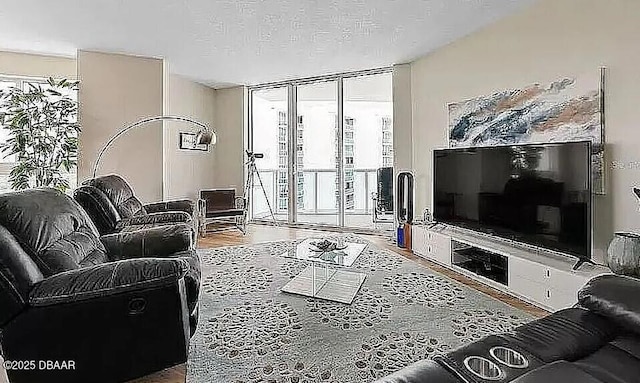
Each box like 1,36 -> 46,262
0,78 -> 80,192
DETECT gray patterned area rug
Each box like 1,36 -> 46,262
186,235 -> 533,383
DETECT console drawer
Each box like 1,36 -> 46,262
509,274 -> 549,308
411,226 -> 428,256
509,257 -> 553,284
547,289 -> 578,311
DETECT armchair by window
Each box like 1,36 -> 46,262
198,189 -> 246,235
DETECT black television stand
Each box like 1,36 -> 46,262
572,258 -> 596,271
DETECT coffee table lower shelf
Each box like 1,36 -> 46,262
281,264 -> 366,304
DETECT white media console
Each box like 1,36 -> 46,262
411,224 -> 610,312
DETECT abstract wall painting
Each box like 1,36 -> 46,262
448,69 -> 606,194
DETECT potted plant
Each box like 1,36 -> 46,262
0,78 -> 80,192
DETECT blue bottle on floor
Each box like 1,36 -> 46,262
397,224 -> 405,248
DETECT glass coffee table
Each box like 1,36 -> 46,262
281,238 -> 367,304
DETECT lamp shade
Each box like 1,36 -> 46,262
196,129 -> 216,146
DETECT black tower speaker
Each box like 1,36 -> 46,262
376,167 -> 393,212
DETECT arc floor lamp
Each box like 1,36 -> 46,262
92,115 -> 216,178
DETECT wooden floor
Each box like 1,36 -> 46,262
131,224 -> 548,383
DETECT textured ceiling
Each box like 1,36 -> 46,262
0,0 -> 535,88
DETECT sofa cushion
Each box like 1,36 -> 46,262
0,189 -> 107,276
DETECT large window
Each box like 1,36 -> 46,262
248,69 -> 392,229
0,75 -> 78,194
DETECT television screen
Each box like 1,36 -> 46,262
433,141 -> 591,260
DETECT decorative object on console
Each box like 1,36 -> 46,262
423,208 -> 433,224
606,232 -> 640,276
447,68 -> 606,194
92,115 -> 216,178
179,132 -> 209,151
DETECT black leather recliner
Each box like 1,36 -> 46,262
0,188 -> 200,383
374,273 -> 640,383
73,174 -> 197,235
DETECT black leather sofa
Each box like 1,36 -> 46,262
73,174 -> 197,235
0,188 -> 200,383
374,274 -> 640,383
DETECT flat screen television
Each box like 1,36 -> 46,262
433,141 -> 591,263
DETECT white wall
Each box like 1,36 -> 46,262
164,73 -> 217,200
213,86 -> 246,193
409,0 -> 640,259
0,51 -> 76,79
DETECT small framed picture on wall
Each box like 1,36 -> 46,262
179,132 -> 208,151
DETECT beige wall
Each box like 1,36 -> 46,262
77,50 -> 164,202
409,0 -> 640,259
0,51 -> 76,79
164,73 -> 217,200
213,86 -> 247,193
392,64 -> 413,172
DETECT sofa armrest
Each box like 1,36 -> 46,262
101,224 -> 193,259
578,274 -> 640,334
144,199 -> 195,215
29,258 -> 187,307
119,211 -> 192,228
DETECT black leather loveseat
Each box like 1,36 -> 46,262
375,274 -> 640,383
0,188 -> 200,383
73,174 -> 197,235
